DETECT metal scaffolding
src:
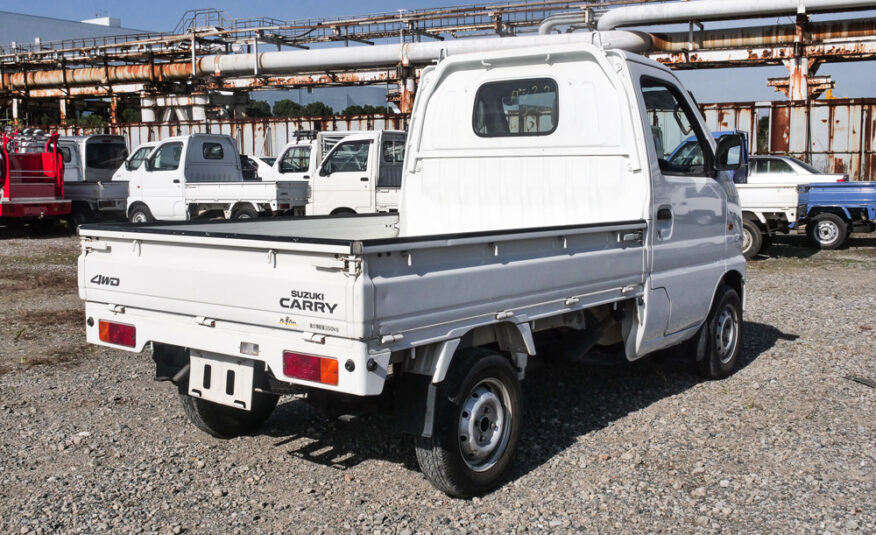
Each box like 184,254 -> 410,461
1,0 -> 875,126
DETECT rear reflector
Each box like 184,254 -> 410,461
98,320 -> 136,347
282,351 -> 338,385
279,203 -> 291,210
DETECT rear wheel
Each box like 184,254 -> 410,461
129,205 -> 154,223
414,348 -> 522,497
231,205 -> 258,219
179,391 -> 279,439
807,213 -> 847,249
741,220 -> 762,260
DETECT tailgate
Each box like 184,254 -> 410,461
78,230 -> 363,340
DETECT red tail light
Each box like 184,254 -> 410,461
98,320 -> 136,347
282,351 -> 338,385
836,178 -> 846,182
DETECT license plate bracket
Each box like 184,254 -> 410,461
188,351 -> 255,410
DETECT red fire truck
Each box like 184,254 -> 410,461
0,129 -> 70,224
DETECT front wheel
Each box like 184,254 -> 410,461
806,213 -> 847,249
414,348 -> 522,498
179,391 -> 279,439
129,205 -> 155,223
741,220 -> 762,260
691,285 -> 743,380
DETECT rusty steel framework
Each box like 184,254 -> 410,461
1,0 -> 876,126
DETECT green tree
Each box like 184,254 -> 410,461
245,100 -> 272,118
303,101 -> 333,116
273,99 -> 303,117
120,108 -> 142,123
76,113 -> 108,130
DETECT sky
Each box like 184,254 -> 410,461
0,1 -> 873,104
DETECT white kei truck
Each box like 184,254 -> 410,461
58,135 -> 130,224
271,130 -> 406,215
122,133 -> 308,222
78,43 -> 747,497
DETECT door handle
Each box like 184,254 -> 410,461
657,208 -> 672,220
303,175 -> 310,180
173,179 -> 180,184
360,177 -> 369,182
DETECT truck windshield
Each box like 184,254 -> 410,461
86,141 -> 129,170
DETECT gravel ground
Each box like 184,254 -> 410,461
0,226 -> 874,535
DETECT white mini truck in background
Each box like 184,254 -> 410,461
78,43 -> 746,497
271,129 -> 406,215
123,133 -> 308,222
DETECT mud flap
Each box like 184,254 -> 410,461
394,373 -> 437,438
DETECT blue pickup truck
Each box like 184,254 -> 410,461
797,182 -> 876,249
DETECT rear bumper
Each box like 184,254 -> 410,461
83,301 -> 390,396
0,199 -> 71,217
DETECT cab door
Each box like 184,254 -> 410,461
59,142 -> 83,182
275,144 -> 313,181
312,139 -> 374,214
142,141 -> 185,220
633,72 -> 728,355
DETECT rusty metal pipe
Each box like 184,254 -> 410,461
597,0 -> 876,30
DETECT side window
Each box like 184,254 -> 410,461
382,139 -> 404,164
473,78 -> 558,137
642,79 -> 710,176
280,146 -> 311,173
752,159 -> 768,174
148,142 -> 183,171
202,142 -> 224,160
128,147 -> 151,170
769,159 -> 793,174
59,146 -> 73,163
323,140 -> 371,174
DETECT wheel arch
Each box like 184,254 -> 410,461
127,201 -> 149,219
808,206 -> 852,222
230,201 -> 256,213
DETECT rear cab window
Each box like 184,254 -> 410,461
85,139 -> 128,170
382,139 -> 405,164
203,143 -> 224,160
473,78 -> 558,137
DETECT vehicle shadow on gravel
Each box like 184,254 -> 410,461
0,223 -> 75,240
756,233 -> 876,260
257,321 -> 798,491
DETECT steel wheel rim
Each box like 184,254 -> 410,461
458,378 -> 513,472
715,304 -> 739,364
815,220 -> 838,244
236,213 -> 253,219
132,212 -> 147,223
742,227 -> 752,253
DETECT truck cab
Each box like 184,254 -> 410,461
308,130 -> 405,215
125,133 -> 307,222
112,141 -> 157,182
58,135 -> 130,223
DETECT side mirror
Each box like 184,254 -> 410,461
125,160 -> 133,171
318,166 -> 329,177
144,159 -> 154,171
714,134 -> 745,172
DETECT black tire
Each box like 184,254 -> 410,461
690,286 -> 743,380
806,213 -> 847,249
414,348 -> 522,498
179,391 -> 279,439
129,205 -> 155,224
231,205 -> 259,219
70,204 -> 91,227
330,208 -> 356,216
741,220 -> 762,260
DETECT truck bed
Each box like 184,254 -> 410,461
79,215 -> 647,350
184,180 -> 308,204
64,181 -> 128,202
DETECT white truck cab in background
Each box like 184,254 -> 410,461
124,133 -> 308,222
271,130 -> 406,215
58,135 -> 130,223
112,142 -> 157,182
79,43 -> 745,497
